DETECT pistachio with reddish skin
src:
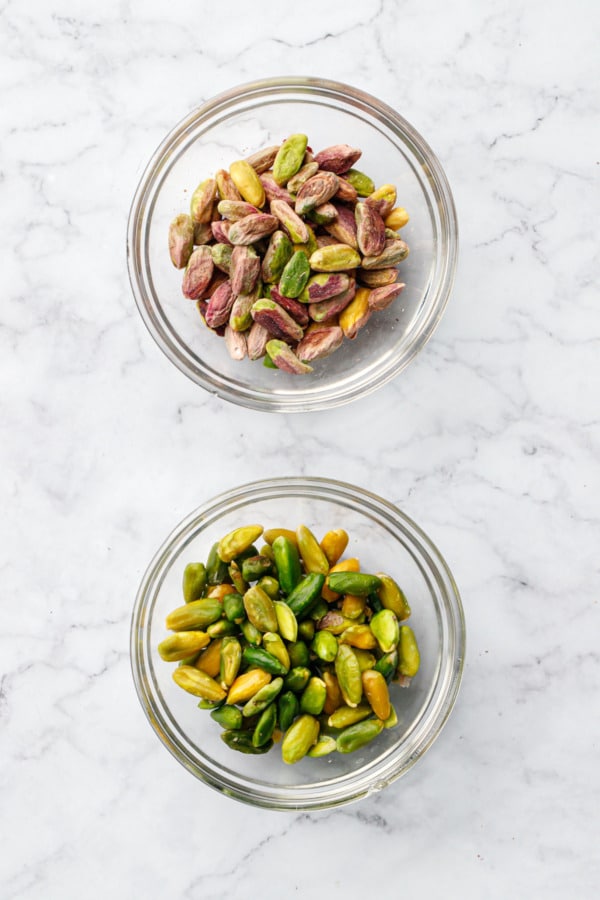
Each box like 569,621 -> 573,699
205,279 -> 235,328
246,321 -> 271,360
269,199 -> 309,244
211,220 -> 232,244
228,214 -> 279,246
259,173 -> 294,204
193,221 -> 213,247
251,299 -> 304,343
335,178 -> 359,203
287,161 -> 319,194
314,144 -> 362,174
296,324 -> 344,361
300,272 -> 352,303
181,245 -> 214,299
324,203 -> 359,249
368,282 -> 406,311
294,171 -> 340,216
229,283 -> 261,332
357,267 -> 398,288
217,200 -> 260,221
245,144 -> 280,174
269,286 -> 310,327
215,169 -> 242,201
224,325 -> 247,360
361,238 -> 410,269
190,178 -> 217,224
168,214 -> 194,268
365,184 -> 397,218
355,202 -> 386,257
266,340 -> 313,375
308,202 -> 337,225
230,245 -> 260,295
308,282 -> 356,322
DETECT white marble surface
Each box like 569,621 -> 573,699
2,0 -> 599,896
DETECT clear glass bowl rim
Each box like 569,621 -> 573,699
130,477 -> 466,810
127,76 -> 459,413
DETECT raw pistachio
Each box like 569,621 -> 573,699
252,299 -> 305,343
300,676 -> 327,715
269,286 -> 310,327
220,636 -> 242,688
217,525 -> 264,564
283,666 -> 311,693
324,204 -> 359,249
373,649 -> 399,682
221,730 -> 272,754
367,282 -> 406,312
228,213 -> 278,246
211,220 -> 232,244
285,572 -> 326,618
296,324 -> 344,361
287,640 -> 310,668
361,238 -> 410,269
211,704 -> 243,730
278,690 -> 299,732
295,171 -> 340,216
327,572 -> 382,596
357,266 -> 398,288
323,669 -> 343,715
314,144 -> 362,174
261,230 -> 294,283
223,591 -> 245,623
362,669 -> 391,720
215,168 -> 242,201
266,340 -> 313,375
210,243 -> 233,274
193,221 -> 213,246
190,178 -> 217,223
343,168 -> 375,196
269,199 -> 309,244
355,201 -> 386,257
311,630 -> 338,662
339,287 -> 372,339
229,284 -> 260,332
259,173 -> 294,204
226,668 -> 272,706
168,214 -> 194,268
308,283 -> 356,323
335,177 -> 359,202
320,529 -> 349,566
279,250 -> 311,299
205,279 -> 235,329
341,593 -> 366,620
182,245 -> 215,300
206,620 -> 238,638
229,159 -> 266,207
245,144 -> 280,174
217,200 -> 260,221
339,624 -> 378,650
272,134 -> 308,186
257,575 -> 281,601
309,244 -> 361,273
224,325 -> 247,360
246,321 -> 271,360
240,618 -> 262,646
195,638 -> 224,677
287,161 -> 319,193
384,207 -> 410,230
376,573 -> 412,620
365,184 -> 397,218
300,272 -> 351,303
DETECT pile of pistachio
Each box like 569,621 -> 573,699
159,523 -> 420,762
168,135 -> 410,374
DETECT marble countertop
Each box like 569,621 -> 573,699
2,1 -> 599,897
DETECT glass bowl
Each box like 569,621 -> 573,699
130,477 -> 465,810
127,77 -> 458,412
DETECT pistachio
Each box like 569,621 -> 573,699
230,245 -> 261,295
165,598 -> 223,631
229,159 -> 266,207
339,287 -> 372,339
398,625 -> 420,677
324,203 -> 359,249
243,585 -> 278,633
168,214 -> 194,268
357,266 -> 398,288
218,524 -> 264,563
228,213 -> 278,246
296,324 -> 344,361
370,609 -> 400,653
242,676 -> 284,717
245,144 -> 280,174
327,704 -> 372,729
384,207 -> 410,230
279,250 -> 311,299
269,286 -> 310,327
300,272 -> 351,303
335,177 -> 359,203
210,242 -> 233,274
219,636 -> 242,688
308,283 -> 356,323
343,168 -> 375,196
266,340 -> 313,375
309,244 -> 361,273
217,200 -> 260,221
172,665 -> 226,702
335,644 -> 363,708
355,201 -> 386,257
314,144 -> 362,174
211,220 -> 232,244
274,600 -> 299,643
307,735 -> 337,758
215,168 -> 242,202
261,230 -> 294,283
296,524 -> 330,575
251,299 -> 305,343
319,529 -> 349,567
295,171 -> 340,216
157,631 -> 211,662
272,133 -> 308,185
190,178 -> 217,223
229,283 -> 261,332
259,173 -> 294,204
226,668 -> 272,706
308,202 -> 338,225
270,199 -> 309,244
367,282 -> 406,311
281,714 -> 320,764
224,325 -> 247,360
362,669 -> 391,720
287,161 -> 319,194
365,184 -> 397,218
181,245 -> 215,300
246,320 -> 271,360
205,279 -> 235,329
361,238 -> 410,269
336,717 -> 383,753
